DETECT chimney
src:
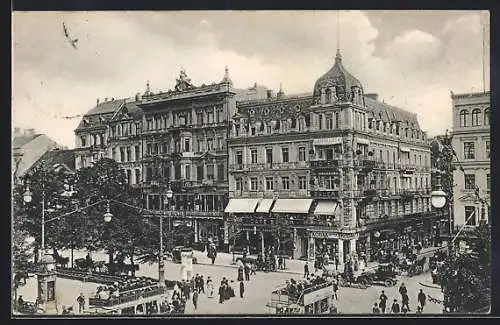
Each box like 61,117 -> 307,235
365,93 -> 379,101
267,90 -> 273,99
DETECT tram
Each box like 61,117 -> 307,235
267,282 -> 338,314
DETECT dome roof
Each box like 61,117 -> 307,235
313,50 -> 363,99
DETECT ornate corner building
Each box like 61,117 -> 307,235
450,91 -> 491,229
226,50 -> 441,266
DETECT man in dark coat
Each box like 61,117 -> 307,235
192,290 -> 199,310
218,283 -> 225,304
237,266 -> 244,282
391,299 -> 400,314
401,293 -> 410,311
244,262 -> 250,281
379,290 -> 388,314
418,289 -> 426,309
199,275 -> 205,294
399,283 -> 408,299
304,262 -> 309,278
239,281 -> 245,298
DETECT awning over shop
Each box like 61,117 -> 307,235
313,137 -> 342,146
256,199 -> 275,213
271,199 -> 313,214
400,147 -> 411,153
313,201 -> 339,215
224,199 -> 260,213
357,138 -> 370,145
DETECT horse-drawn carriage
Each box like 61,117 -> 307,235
72,254 -> 139,277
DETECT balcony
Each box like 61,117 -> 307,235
400,190 -> 418,199
311,189 -> 340,199
310,159 -> 340,169
400,164 -> 417,174
363,189 -> 378,197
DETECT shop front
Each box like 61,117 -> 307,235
271,198 -> 313,260
224,198 -> 261,253
307,230 -> 358,268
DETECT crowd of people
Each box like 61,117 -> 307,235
91,277 -> 160,303
372,284 -> 428,315
279,274 -> 332,302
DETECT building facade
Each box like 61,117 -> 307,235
450,91 -> 491,228
227,50 -> 441,266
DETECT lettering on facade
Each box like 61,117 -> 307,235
309,231 -> 359,240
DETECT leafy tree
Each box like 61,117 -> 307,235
439,223 -> 491,313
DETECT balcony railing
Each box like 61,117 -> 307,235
311,189 -> 340,199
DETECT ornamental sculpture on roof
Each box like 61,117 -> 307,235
175,68 -> 196,92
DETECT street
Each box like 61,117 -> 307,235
16,249 -> 444,315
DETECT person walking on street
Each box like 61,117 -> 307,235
399,283 -> 408,300
244,262 -> 250,281
218,283 -> 224,304
418,289 -> 426,310
332,278 -> 339,300
401,293 -> 411,312
304,262 -> 310,278
391,299 -> 400,314
379,290 -> 388,314
200,275 -> 205,294
237,266 -> 244,282
77,293 -> 85,313
372,302 -> 381,314
192,290 -> 198,310
239,280 -> 245,298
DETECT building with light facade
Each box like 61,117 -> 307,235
450,91 -> 490,228
226,50 -> 441,266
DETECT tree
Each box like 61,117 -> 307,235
439,223 -> 491,313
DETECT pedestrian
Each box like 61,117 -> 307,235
77,293 -> 85,313
250,263 -> 257,275
237,266 -> 244,282
218,283 -> 224,304
304,262 -> 310,278
195,274 -> 200,292
192,290 -> 198,310
206,276 -> 213,298
335,256 -> 339,270
332,278 -> 339,300
244,262 -> 250,281
278,255 -> 284,270
399,283 -> 408,299
391,299 -> 400,314
17,295 -> 24,307
418,289 -> 426,310
379,290 -> 388,314
200,275 -> 205,294
372,302 -> 381,314
239,280 -> 245,298
401,293 -> 411,311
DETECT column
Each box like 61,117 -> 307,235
193,219 -> 198,243
308,235 -> 315,263
365,234 -> 371,262
213,160 -> 218,180
246,231 -> 250,253
261,231 -> 265,259
349,238 -> 357,256
337,239 -> 344,266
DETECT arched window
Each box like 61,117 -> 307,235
325,88 -> 331,104
472,108 -> 481,126
460,110 -> 469,127
484,108 -> 491,126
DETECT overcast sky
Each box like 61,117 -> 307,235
12,10 -> 490,149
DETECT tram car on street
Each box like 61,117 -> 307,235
267,282 -> 337,314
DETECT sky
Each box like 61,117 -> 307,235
12,10 -> 490,149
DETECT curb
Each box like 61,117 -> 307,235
195,261 -> 302,275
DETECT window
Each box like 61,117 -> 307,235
163,166 -> 170,180
319,115 -> 323,129
185,165 -> 191,180
120,147 -> 125,162
197,111 -> 204,124
298,147 -> 306,161
174,165 -> 181,180
251,149 -> 258,164
298,176 -> 307,190
135,145 -> 140,161
266,177 -> 274,190
266,125 -> 272,134
147,144 -> 153,155
207,164 -> 215,180
282,147 -> 289,163
236,178 -> 243,191
291,118 -> 297,129
184,139 -> 190,152
463,142 -> 475,159
459,110 -> 469,127
325,176 -> 336,189
207,111 -> 214,124
484,108 -> 491,126
111,148 -> 116,161
250,177 -> 258,191
197,165 -> 204,181
472,109 -> 481,126
135,169 -> 141,184
326,114 -> 333,129
486,140 -> 490,158
251,127 -> 256,136
218,164 -> 225,181
325,89 -> 332,103
266,148 -> 273,164
126,170 -> 132,184
282,177 -> 290,190
207,138 -> 214,151
465,174 -> 476,190
126,147 -> 131,162
146,167 -> 153,181
217,136 -> 224,150
465,206 -> 476,226
80,136 -> 87,147
236,151 -> 243,165
486,173 -> 490,190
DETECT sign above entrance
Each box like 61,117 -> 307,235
309,231 -> 358,240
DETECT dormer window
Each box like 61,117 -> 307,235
325,88 -> 332,104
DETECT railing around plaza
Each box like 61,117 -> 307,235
89,285 -> 165,307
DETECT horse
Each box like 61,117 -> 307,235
52,253 -> 69,268
74,258 -> 93,270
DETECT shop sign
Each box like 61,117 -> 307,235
309,231 -> 358,240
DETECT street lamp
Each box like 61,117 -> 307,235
159,186 -> 174,287
103,200 -> 114,223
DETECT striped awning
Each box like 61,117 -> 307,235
256,199 -> 274,213
314,201 -> 339,215
313,137 -> 343,146
224,199 -> 260,213
271,199 -> 313,214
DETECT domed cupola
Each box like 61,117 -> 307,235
313,49 -> 365,106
